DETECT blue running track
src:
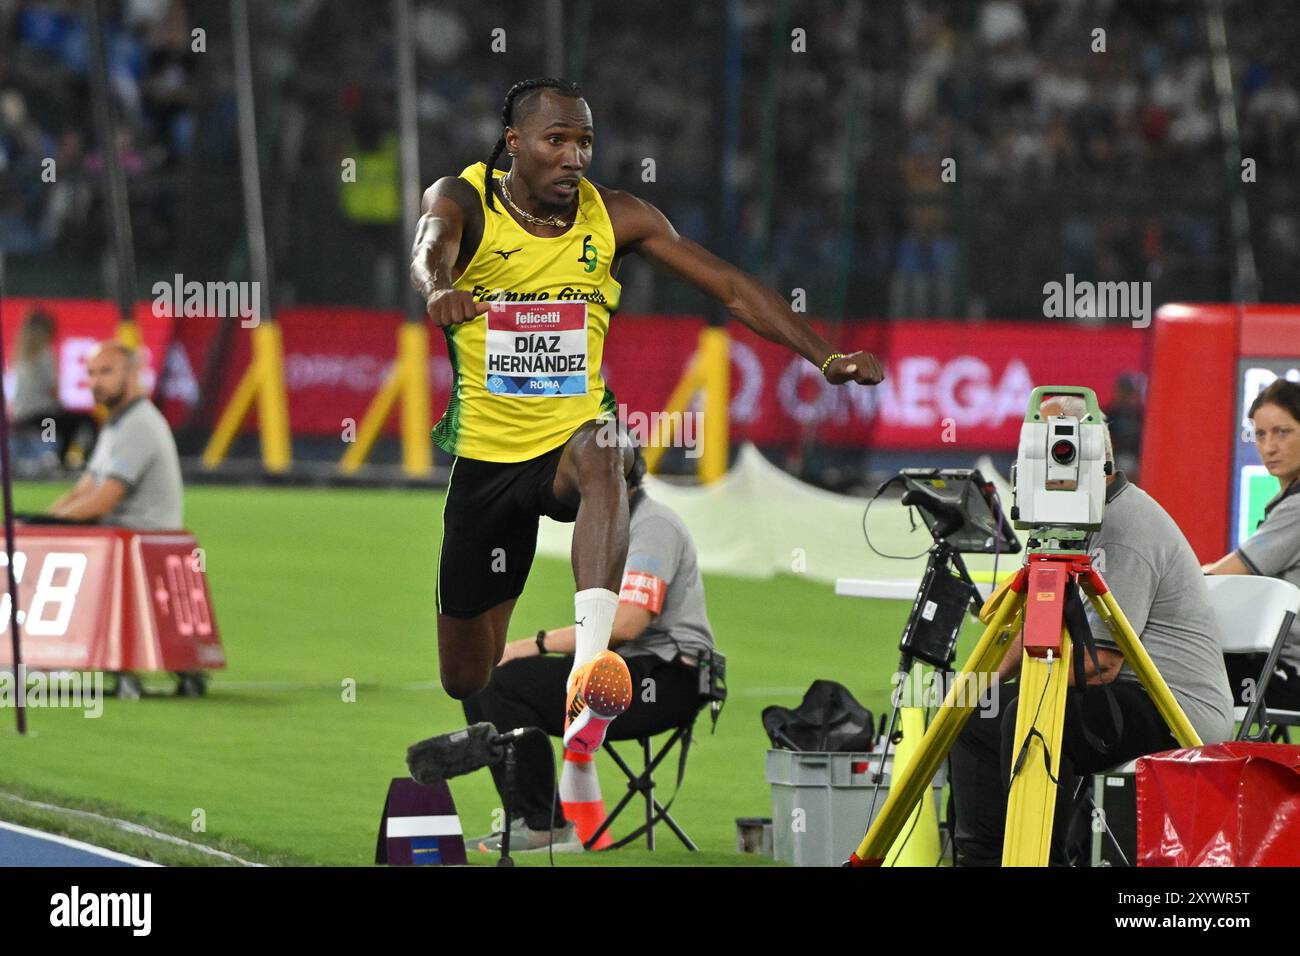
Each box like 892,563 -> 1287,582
0,822 -> 156,866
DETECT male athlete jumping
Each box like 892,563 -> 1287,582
412,77 -> 884,755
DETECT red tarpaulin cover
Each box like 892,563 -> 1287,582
1136,743 -> 1300,866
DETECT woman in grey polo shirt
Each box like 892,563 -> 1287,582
1205,379 -> 1300,710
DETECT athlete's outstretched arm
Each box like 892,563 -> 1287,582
607,191 -> 883,385
410,177 -> 491,327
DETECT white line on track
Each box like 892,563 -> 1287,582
0,793 -> 264,866
0,820 -> 161,866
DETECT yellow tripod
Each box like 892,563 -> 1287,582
848,548 -> 1203,867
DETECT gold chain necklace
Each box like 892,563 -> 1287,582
499,172 -> 576,229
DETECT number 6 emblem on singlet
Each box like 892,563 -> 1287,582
578,234 -> 598,274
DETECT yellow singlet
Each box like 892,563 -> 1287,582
432,161 -> 622,462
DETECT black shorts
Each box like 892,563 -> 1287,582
436,441 -> 580,619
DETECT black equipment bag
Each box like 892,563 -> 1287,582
761,680 -> 875,752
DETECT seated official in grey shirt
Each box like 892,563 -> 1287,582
1084,473 -> 1235,745
609,487 -> 715,666
1230,478 -> 1300,667
1205,378 -> 1300,709
47,342 -> 183,531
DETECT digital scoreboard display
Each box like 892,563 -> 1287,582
1231,358 -> 1300,551
0,526 -> 224,673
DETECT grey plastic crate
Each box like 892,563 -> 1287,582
765,748 -> 945,867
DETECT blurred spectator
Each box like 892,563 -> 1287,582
2,0 -> 1298,313
9,307 -> 97,469
11,309 -> 58,423
0,0 -> 193,257
1107,372 -> 1146,482
338,92 -> 401,308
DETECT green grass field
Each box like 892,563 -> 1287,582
0,480 -> 971,866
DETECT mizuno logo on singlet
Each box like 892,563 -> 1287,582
492,248 -> 523,260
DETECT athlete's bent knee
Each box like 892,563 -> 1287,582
571,428 -> 625,483
441,669 -> 490,701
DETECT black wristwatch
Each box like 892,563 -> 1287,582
535,629 -> 548,654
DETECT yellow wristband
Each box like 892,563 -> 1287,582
820,352 -> 846,376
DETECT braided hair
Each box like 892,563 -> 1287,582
484,77 -> 584,213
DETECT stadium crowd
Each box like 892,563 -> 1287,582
0,0 -> 199,258
2,0 -> 1297,314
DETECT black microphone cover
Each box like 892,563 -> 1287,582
406,722 -> 504,783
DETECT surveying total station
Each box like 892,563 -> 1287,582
846,386 -> 1203,867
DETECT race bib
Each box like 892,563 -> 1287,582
484,301 -> 589,397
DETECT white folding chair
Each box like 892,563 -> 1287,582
1205,575 -> 1300,741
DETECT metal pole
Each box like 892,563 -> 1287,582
797,4 -> 867,474
718,0 -> 742,326
394,0 -> 422,321
83,0 -> 139,324
386,0 -> 433,476
829,42 -> 867,322
569,0 -> 594,79
1204,0 -> 1258,303
544,0 -> 564,78
231,0 -> 273,308
0,272 -> 27,735
752,0 -> 789,280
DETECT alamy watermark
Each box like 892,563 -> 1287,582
891,668 -> 1000,719
152,274 -> 261,327
0,666 -> 103,718
594,403 -> 703,458
50,886 -> 150,935
1042,274 -> 1150,328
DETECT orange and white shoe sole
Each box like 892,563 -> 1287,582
563,651 -> 633,754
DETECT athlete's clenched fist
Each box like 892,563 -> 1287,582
425,288 -> 492,327
824,350 -> 886,386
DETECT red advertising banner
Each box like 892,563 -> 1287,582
2,298 -> 175,411
159,307 -> 441,440
603,319 -> 1150,449
165,310 -> 1147,450
6,298 -> 1148,451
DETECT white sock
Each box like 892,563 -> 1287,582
569,587 -> 619,685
